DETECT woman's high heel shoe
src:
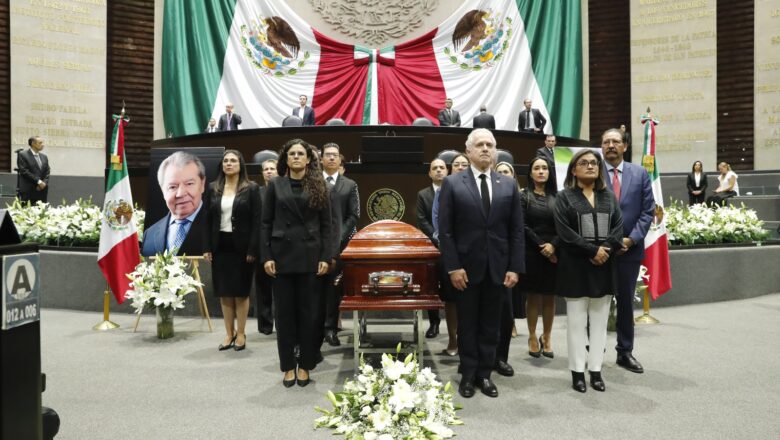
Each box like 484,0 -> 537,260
234,333 -> 246,351
297,369 -> 310,387
571,371 -> 586,393
528,336 -> 542,358
540,335 -> 554,359
282,370 -> 296,388
218,334 -> 237,351
589,371 -> 605,392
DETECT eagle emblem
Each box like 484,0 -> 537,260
240,16 -> 310,77
444,9 -> 512,72
103,199 -> 134,230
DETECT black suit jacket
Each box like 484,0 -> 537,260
437,108 -> 461,127
260,176 -> 332,274
686,172 -> 708,193
17,149 -> 50,202
472,112 -> 495,129
204,182 -> 261,257
141,207 -> 207,257
292,106 -> 316,126
415,186 -> 436,242
218,112 -> 242,131
439,168 -> 525,285
517,108 -> 547,132
326,175 -> 360,256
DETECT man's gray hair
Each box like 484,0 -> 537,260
157,151 -> 206,187
465,128 -> 496,150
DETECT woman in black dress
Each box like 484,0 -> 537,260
261,139 -> 331,387
686,160 -> 707,205
519,156 -> 559,358
203,150 -> 261,352
554,149 -> 623,393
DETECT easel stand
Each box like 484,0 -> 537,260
634,286 -> 660,324
133,256 -> 213,332
92,284 -> 119,331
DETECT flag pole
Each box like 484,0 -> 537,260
93,282 -> 120,330
634,284 -> 659,324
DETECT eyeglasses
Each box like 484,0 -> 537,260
323,152 -> 339,158
576,160 -> 599,168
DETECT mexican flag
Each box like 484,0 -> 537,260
97,113 -> 140,304
640,114 -> 672,299
162,0 -> 581,136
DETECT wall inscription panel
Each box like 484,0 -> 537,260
755,0 -> 780,170
10,0 -> 107,177
630,0 -> 717,172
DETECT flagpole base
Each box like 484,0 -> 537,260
93,320 -> 120,331
634,313 -> 660,325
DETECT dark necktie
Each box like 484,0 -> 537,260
479,174 -> 490,215
227,114 -> 232,130
326,176 -> 334,187
526,110 -> 531,129
34,154 -> 42,168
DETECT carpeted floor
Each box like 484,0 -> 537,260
40,293 -> 780,440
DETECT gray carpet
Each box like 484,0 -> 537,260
40,294 -> 780,440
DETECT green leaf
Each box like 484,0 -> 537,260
298,61 -> 305,67
443,47 -> 450,55
304,51 -> 310,59
450,56 -> 458,63
274,71 -> 284,77
459,63 -> 469,70
288,68 -> 297,75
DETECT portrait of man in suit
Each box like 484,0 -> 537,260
293,94 -> 316,126
437,98 -> 462,127
141,151 -> 207,257
517,98 -> 547,133
601,128 -> 655,374
439,128 -> 525,399
472,104 -> 495,129
17,135 -> 51,204
218,103 -> 242,131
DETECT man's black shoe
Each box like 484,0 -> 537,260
616,353 -> 644,374
475,378 -> 498,397
324,330 -> 341,347
494,360 -> 515,377
458,378 -> 475,398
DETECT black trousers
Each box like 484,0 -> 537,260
322,258 -> 344,332
456,278 -> 504,380
706,191 -> 736,206
273,273 -> 321,371
495,287 -> 514,363
254,261 -> 274,332
615,260 -> 641,354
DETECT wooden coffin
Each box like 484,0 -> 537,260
340,220 -> 443,311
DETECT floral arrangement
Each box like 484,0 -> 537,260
315,346 -> 462,440
665,200 -> 769,245
6,198 -> 145,247
124,249 -> 201,314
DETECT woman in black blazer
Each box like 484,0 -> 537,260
203,150 -> 261,352
261,139 -> 331,388
686,160 -> 707,205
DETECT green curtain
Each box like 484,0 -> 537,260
516,0 -> 583,138
162,0 -> 237,137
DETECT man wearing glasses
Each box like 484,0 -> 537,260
601,128 -> 655,374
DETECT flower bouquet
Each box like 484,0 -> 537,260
124,249 -> 201,339
665,200 -> 769,245
315,345 -> 462,439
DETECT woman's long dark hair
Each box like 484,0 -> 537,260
214,149 -> 251,194
563,149 -> 606,190
277,139 -> 328,210
691,160 -> 703,173
526,156 -> 558,196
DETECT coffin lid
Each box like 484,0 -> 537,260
341,220 -> 440,260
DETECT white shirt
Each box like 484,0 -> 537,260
525,110 -> 536,129
694,172 -> 701,187
432,183 -> 440,192
470,165 -> 493,202
604,161 -> 624,185
297,106 -> 306,119
717,171 -> 739,196
219,194 -> 235,232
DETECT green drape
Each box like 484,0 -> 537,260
162,0 -> 237,137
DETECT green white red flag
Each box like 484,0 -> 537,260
640,113 -> 672,299
97,112 -> 140,304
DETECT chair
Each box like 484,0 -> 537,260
252,150 -> 279,164
325,118 -> 346,126
436,149 -> 461,165
282,115 -> 303,127
496,149 -> 514,166
412,117 -> 434,126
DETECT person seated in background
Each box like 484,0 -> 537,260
706,161 -> 739,206
686,160 -> 707,205
205,118 -> 218,133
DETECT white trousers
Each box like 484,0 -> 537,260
565,296 -> 612,373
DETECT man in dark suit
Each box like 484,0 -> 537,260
141,151 -> 207,257
256,159 -> 278,334
17,136 -> 50,204
205,118 -> 218,133
416,158 -> 448,338
535,134 -> 557,186
439,128 -> 525,398
292,95 -> 316,126
320,143 -> 360,347
517,98 -> 547,133
602,128 -> 655,374
437,98 -> 461,127
472,105 -> 495,129
217,103 -> 242,131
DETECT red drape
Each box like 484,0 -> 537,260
312,30 -> 369,125
377,29 -> 446,125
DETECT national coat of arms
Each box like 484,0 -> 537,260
444,9 -> 513,72
239,16 -> 310,77
103,199 -> 134,230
